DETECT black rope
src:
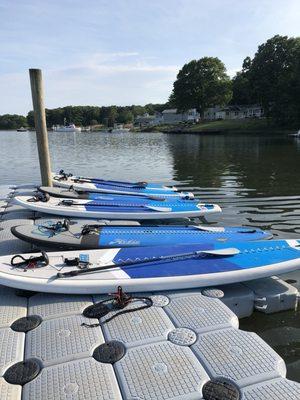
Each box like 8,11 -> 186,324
81,286 -> 153,326
10,251 -> 49,271
38,219 -> 70,237
27,192 -> 50,203
53,170 -> 73,181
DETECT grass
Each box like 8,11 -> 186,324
145,118 -> 295,134
189,119 -> 271,132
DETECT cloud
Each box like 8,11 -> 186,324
0,52 -> 179,114
43,53 -> 179,108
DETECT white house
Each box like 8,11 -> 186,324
135,108 -> 200,126
134,112 -> 163,127
204,105 -> 264,120
161,108 -> 200,124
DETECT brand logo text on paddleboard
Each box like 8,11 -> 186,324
109,239 -> 140,245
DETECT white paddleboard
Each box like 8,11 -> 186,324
0,240 -> 299,294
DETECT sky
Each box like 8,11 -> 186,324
0,0 -> 299,115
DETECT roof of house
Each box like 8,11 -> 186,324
162,109 -> 177,114
207,104 -> 262,112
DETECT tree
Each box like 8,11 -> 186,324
235,35 -> 300,126
231,72 -> 253,104
26,111 -> 35,127
0,114 -> 27,129
231,57 -> 254,105
117,110 -> 133,124
107,106 -> 118,127
90,119 -> 98,126
247,35 -> 300,116
170,57 -> 232,117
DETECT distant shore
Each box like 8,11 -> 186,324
0,119 -> 297,135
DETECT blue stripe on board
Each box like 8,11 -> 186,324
84,200 -> 202,213
87,193 -> 183,202
98,226 -> 270,247
94,182 -> 177,194
90,179 -> 164,190
113,240 -> 300,279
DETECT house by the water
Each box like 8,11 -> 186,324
135,108 -> 200,127
135,105 -> 263,127
161,108 -> 200,124
134,112 -> 163,127
204,105 -> 264,120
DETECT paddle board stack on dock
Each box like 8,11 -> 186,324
2,169 -> 299,293
0,177 -> 300,400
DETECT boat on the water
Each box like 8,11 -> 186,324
108,123 -> 130,133
52,123 -> 81,133
17,126 -> 28,132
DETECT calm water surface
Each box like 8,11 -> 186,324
1,130 -> 300,381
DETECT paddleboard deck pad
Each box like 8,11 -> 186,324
11,220 -> 273,250
14,195 -> 222,220
0,240 -> 299,293
52,171 -> 194,198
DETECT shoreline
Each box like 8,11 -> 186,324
141,119 -> 297,135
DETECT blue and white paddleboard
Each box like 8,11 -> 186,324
39,186 -> 193,202
0,240 -> 299,293
52,171 -> 194,199
11,221 -> 272,249
15,195 -> 222,220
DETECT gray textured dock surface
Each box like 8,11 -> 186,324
0,185 -> 299,399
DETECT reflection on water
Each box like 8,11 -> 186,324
240,308 -> 300,383
0,130 -> 300,381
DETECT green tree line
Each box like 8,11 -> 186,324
0,114 -> 27,130
26,104 -> 166,128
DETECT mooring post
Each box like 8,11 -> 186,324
29,69 -> 52,186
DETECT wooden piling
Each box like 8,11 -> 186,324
29,69 -> 52,186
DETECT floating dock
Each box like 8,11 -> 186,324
0,184 -> 299,399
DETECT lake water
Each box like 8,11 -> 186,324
1,129 -> 300,381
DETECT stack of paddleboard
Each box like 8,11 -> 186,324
3,169 -> 300,294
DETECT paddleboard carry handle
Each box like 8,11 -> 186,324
59,199 -> 75,206
11,251 -> 49,270
81,224 -> 102,236
132,181 -> 147,188
64,255 -> 90,269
